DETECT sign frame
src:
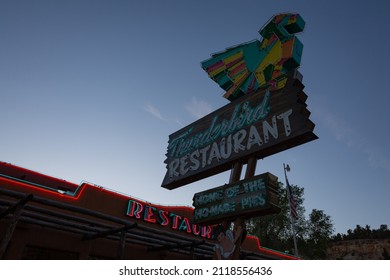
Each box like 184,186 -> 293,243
162,71 -> 317,190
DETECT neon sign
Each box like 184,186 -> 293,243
162,13 -> 317,193
162,14 -> 317,190
126,200 -> 213,239
192,173 -> 280,225
162,72 -> 317,190
201,13 -> 305,101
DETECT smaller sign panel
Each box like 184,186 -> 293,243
192,173 -> 280,225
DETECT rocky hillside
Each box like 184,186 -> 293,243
327,238 -> 390,260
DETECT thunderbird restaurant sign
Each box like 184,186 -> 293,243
162,72 -> 317,189
161,13 -> 317,190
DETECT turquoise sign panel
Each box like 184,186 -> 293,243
201,13 -> 305,101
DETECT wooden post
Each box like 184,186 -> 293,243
232,216 -> 247,259
231,157 -> 257,259
245,157 -> 257,178
190,245 -> 195,260
0,194 -> 33,259
117,229 -> 127,260
230,161 -> 243,184
214,158 -> 257,260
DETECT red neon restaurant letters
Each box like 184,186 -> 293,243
126,199 -> 213,239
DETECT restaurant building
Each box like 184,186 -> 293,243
0,161 -> 297,260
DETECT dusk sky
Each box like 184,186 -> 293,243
1,0 -> 389,235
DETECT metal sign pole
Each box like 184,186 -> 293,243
284,164 -> 299,257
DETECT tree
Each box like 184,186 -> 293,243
247,183 -> 307,255
303,209 -> 334,259
333,224 -> 390,241
247,182 -> 335,259
308,209 -> 334,242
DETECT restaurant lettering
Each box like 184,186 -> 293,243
168,109 -> 292,179
126,200 -> 212,239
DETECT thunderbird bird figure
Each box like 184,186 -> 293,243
201,13 -> 305,101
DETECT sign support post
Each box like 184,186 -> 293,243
229,157 -> 257,259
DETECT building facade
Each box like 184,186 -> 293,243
0,161 -> 297,260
